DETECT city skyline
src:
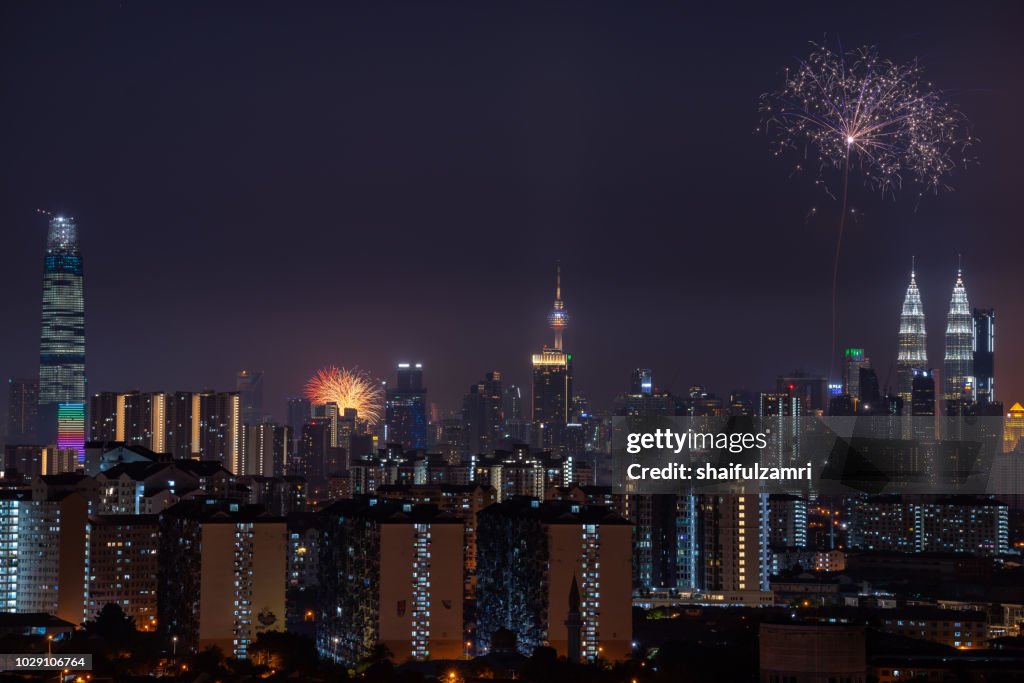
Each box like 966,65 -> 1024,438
3,5 -> 1024,680
5,218 -> 1011,422
2,3 -> 1023,419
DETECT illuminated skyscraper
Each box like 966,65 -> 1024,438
896,265 -> 927,412
842,349 -> 870,401
973,308 -> 995,404
385,363 -> 427,450
532,267 -> 573,450
944,268 -> 975,402
38,215 -> 86,454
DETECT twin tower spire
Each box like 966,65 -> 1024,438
896,259 -> 975,406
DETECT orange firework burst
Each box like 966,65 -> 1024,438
304,366 -> 384,425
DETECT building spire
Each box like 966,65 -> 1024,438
547,263 -> 568,350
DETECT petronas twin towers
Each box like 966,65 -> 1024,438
895,262 -> 976,411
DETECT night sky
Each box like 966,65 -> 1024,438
2,2 -> 1023,420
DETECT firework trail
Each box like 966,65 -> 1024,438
305,366 -> 384,425
760,42 -> 973,379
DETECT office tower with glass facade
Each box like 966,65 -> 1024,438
973,308 -> 995,405
38,216 -> 86,454
842,348 -> 870,401
897,266 -> 928,413
385,363 -> 427,450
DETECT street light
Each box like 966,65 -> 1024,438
172,635 -> 178,665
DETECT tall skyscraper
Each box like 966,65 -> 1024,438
532,266 -> 573,450
944,268 -> 975,402
462,371 -> 504,456
897,265 -> 927,412
236,370 -> 264,426
6,378 -> 39,443
973,308 -> 995,404
842,349 -> 870,401
385,363 -> 427,450
38,215 -> 86,455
